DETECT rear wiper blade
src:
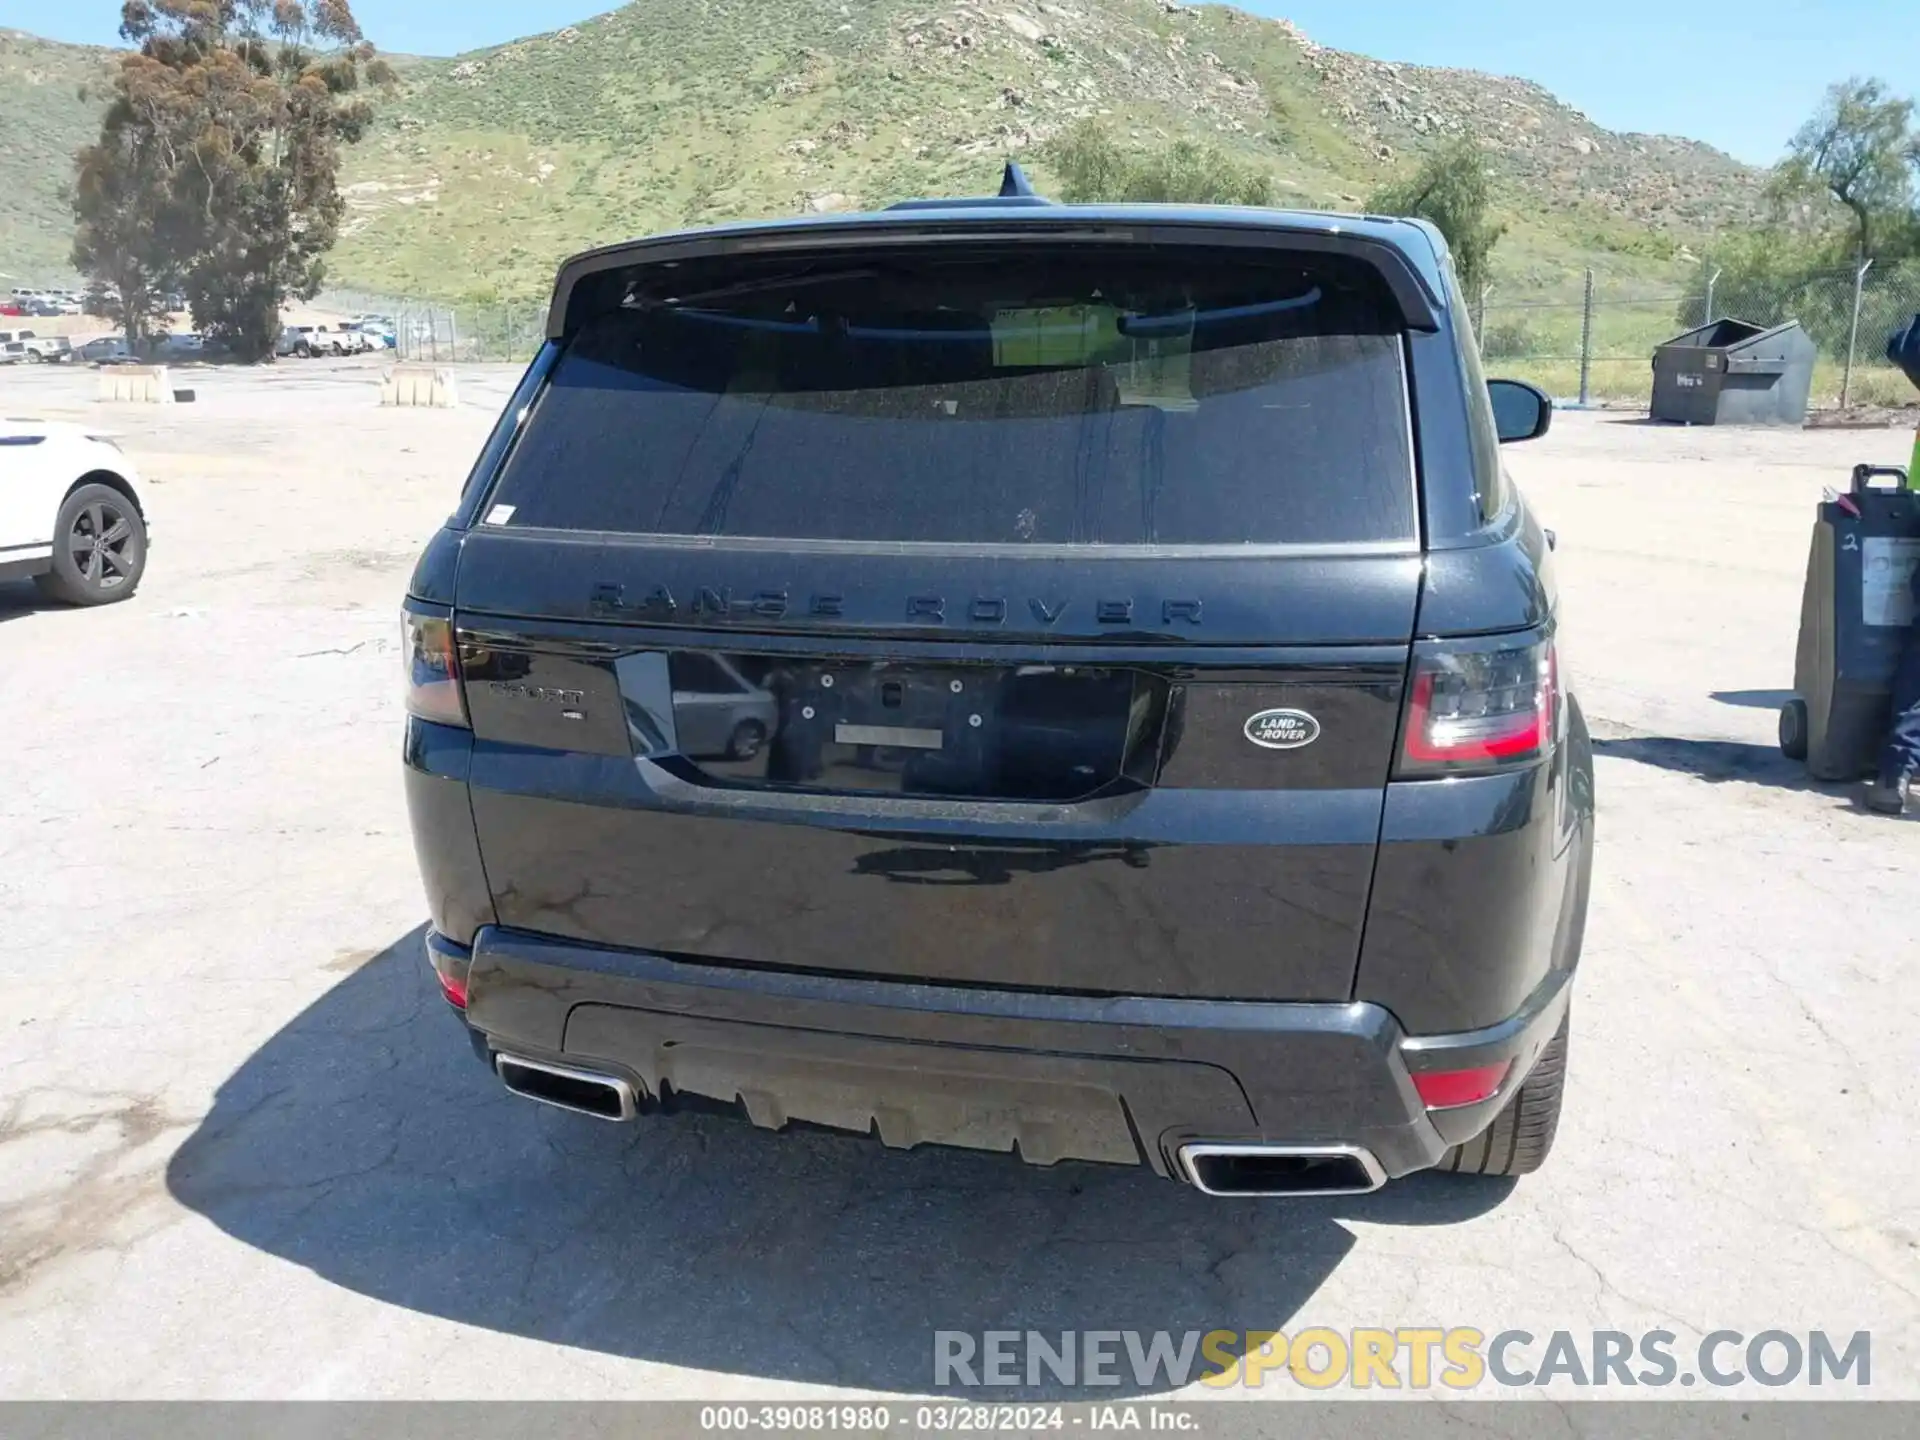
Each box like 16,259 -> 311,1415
638,267 -> 882,306
1120,288 -> 1323,337
672,308 -> 820,334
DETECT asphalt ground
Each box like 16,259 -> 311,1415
1,359 -> 1915,1400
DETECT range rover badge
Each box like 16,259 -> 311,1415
1244,708 -> 1320,750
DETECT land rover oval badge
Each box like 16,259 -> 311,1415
1244,708 -> 1320,750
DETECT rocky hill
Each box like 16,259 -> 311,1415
1290,31 -> 1762,232
3,2 -> 1766,302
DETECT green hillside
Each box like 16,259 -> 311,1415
4,2 -> 1767,304
0,28 -> 117,284
331,0 -> 1763,303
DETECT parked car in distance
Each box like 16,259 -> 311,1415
668,653 -> 780,760
0,420 -> 149,605
0,330 -> 71,363
279,323 -> 356,357
348,315 -> 398,349
281,324 -> 347,357
0,341 -> 25,365
402,170 -> 1593,1198
277,324 -> 318,358
77,336 -> 135,365
157,331 -> 205,358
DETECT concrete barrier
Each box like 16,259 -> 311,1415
380,364 -> 458,409
97,365 -> 174,404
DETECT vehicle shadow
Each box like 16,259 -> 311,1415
0,579 -> 58,622
166,927 -> 1513,1397
1709,689 -> 1796,710
1591,734 -> 1825,790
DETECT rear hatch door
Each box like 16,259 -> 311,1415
455,231 -> 1424,1000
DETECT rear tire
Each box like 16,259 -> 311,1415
1778,698 -> 1809,761
1436,1013 -> 1568,1177
34,483 -> 147,607
726,719 -> 768,760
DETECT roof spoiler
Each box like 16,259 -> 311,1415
542,181 -> 1445,340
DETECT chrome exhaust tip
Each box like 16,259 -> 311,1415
1177,1142 -> 1386,1197
495,1054 -> 638,1122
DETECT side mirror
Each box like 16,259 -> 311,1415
1488,378 -> 1553,444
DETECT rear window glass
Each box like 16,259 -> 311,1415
491,244 -> 1416,546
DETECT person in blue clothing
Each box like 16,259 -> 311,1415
1868,314 -> 1920,815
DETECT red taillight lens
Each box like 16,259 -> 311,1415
1398,639 -> 1555,775
403,611 -> 467,727
425,934 -> 471,1009
1411,1061 -> 1510,1109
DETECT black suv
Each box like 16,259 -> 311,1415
403,174 -> 1594,1196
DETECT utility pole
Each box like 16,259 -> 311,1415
1841,257 -> 1873,410
1578,268 -> 1595,408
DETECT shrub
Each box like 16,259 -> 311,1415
1049,120 -> 1274,207
1368,138 -> 1505,296
1480,319 -> 1537,359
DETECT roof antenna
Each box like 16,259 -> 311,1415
999,161 -> 1038,198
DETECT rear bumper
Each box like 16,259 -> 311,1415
444,925 -> 1573,1182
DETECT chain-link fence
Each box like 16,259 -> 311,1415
1476,262 -> 1920,410
317,289 -> 548,364
319,263 -> 1920,406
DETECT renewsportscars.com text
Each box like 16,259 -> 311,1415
933,1328 -> 1871,1391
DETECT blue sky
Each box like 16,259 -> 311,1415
7,0 -> 1916,164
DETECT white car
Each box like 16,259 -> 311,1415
327,323 -> 376,355
0,422 -> 149,605
278,323 -> 353,358
0,329 -> 71,363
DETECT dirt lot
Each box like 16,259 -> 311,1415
1,360 -> 1917,1400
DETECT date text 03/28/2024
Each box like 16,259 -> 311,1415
699,1405 -> 1182,1432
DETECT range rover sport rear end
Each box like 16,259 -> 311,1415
403,183 -> 1594,1195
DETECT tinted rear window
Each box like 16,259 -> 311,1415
492,244 -> 1416,546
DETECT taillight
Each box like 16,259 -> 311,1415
1411,1061 -> 1510,1109
424,933 -> 471,1009
403,610 -> 467,726
1397,638 -> 1555,776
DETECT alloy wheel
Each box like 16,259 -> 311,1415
70,499 -> 137,590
